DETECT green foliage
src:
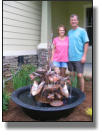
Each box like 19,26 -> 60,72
84,77 -> 92,81
12,64 -> 36,90
71,73 -> 77,88
3,92 -> 10,111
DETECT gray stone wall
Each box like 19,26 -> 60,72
37,49 -> 48,67
3,56 -> 18,77
3,49 -> 49,78
3,55 -> 38,78
23,55 -> 38,66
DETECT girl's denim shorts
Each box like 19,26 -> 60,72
53,61 -> 68,68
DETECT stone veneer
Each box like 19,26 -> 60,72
3,49 -> 49,78
3,55 -> 38,78
3,56 -> 18,78
37,49 -> 48,67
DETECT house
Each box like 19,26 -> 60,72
3,1 -> 92,75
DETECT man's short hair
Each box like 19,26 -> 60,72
70,14 -> 79,20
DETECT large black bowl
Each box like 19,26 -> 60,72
11,85 -> 85,121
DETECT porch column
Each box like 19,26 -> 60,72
37,1 -> 52,67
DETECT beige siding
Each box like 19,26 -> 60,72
3,1 -> 41,56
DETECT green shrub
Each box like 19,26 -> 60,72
71,73 -> 77,88
84,77 -> 92,81
12,64 -> 36,90
3,92 -> 10,111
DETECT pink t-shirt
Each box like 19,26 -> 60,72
53,36 -> 69,62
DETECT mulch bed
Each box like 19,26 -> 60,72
3,79 -> 92,122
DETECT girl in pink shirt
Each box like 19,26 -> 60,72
51,25 -> 69,77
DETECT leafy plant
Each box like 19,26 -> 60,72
3,92 -> 10,111
12,64 -> 36,90
84,77 -> 92,81
71,72 -> 77,88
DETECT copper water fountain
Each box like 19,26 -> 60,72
29,66 -> 71,107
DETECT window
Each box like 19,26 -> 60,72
85,8 -> 93,46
